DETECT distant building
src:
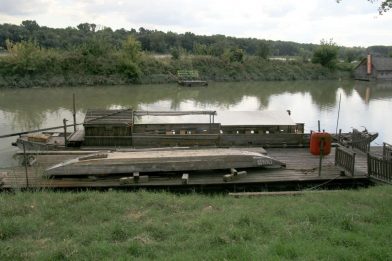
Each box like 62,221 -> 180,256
354,55 -> 392,81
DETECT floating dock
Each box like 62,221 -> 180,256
0,147 -> 378,191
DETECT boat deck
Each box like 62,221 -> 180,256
0,147 -> 377,190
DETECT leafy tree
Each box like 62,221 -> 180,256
119,36 -> 142,79
170,48 -> 180,60
122,36 -> 141,62
256,41 -> 270,59
77,23 -> 95,33
337,0 -> 392,14
226,47 -> 244,63
344,49 -> 356,62
379,0 -> 392,13
311,39 -> 339,69
21,20 -> 40,32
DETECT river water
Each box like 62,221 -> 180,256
1,80 -> 392,168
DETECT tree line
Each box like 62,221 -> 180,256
1,20 -> 390,60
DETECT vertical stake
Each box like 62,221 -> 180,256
63,118 -> 68,146
318,138 -> 324,176
335,93 -> 342,135
72,93 -> 77,132
318,120 -> 321,132
22,141 -> 29,188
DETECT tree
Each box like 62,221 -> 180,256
225,47 -> 244,63
122,36 -> 142,62
21,20 -> 40,32
344,49 -> 356,63
256,41 -> 270,59
77,23 -> 95,33
170,48 -> 180,60
337,0 -> 392,14
119,36 -> 142,79
312,39 -> 339,69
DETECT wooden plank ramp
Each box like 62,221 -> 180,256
0,147 -> 371,190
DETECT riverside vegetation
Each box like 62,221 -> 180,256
0,21 -> 379,88
0,186 -> 391,260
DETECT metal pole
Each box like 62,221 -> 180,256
318,120 -> 321,132
73,93 -> 77,132
335,93 -> 342,135
22,141 -> 29,188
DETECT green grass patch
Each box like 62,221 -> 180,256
1,186 -> 392,260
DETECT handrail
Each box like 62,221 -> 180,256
335,146 -> 356,176
0,123 -> 83,139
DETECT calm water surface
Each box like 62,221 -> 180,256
1,80 -> 392,167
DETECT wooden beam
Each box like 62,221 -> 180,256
229,190 -> 338,197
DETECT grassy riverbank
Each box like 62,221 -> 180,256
1,185 -> 391,260
0,56 -> 350,88
0,39 -> 351,88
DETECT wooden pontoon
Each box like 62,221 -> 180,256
178,80 -> 208,87
177,70 -> 208,87
1,146 -> 377,191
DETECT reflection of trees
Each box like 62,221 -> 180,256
0,81 -> 358,128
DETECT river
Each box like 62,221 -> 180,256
1,80 -> 392,168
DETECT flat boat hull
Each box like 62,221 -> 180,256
45,148 -> 285,177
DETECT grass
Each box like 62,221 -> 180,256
1,186 -> 392,260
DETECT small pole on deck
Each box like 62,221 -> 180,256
318,120 -> 321,132
335,93 -> 342,135
338,129 -> 342,144
22,140 -> 29,188
72,93 -> 77,132
63,118 -> 68,146
318,138 -> 324,176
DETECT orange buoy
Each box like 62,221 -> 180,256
310,132 -> 332,155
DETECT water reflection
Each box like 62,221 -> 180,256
354,81 -> 392,103
1,80 -> 392,167
0,80 -> 353,117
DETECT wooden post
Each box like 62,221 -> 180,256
72,93 -> 77,132
338,129 -> 342,144
182,173 -> 189,184
63,118 -> 68,146
318,138 -> 324,176
22,141 -> 29,188
335,93 -> 341,135
352,152 -> 356,176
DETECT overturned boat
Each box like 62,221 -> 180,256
45,148 -> 285,177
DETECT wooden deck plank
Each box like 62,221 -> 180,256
1,147 -> 371,189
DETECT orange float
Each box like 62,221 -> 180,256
310,132 -> 332,155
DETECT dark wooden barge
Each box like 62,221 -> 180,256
13,109 -> 308,151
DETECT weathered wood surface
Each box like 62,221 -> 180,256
84,109 -> 133,125
0,147 -> 372,189
335,146 -> 356,176
229,190 -> 338,197
368,153 -> 392,184
44,148 -> 285,177
383,142 -> 392,161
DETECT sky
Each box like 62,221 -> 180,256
0,0 -> 391,47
